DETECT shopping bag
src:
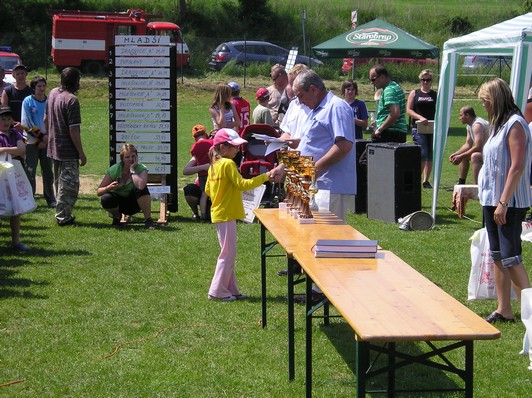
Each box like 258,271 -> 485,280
468,228 -> 497,300
1,154 -> 36,216
0,158 -> 15,216
520,288 -> 532,370
468,228 -> 517,301
521,221 -> 532,243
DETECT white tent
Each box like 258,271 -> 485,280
432,13 -> 532,220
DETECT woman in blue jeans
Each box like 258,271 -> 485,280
478,78 -> 532,323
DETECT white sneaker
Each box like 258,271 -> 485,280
208,294 -> 236,302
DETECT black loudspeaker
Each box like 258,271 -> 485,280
354,139 -> 372,213
367,143 -> 421,223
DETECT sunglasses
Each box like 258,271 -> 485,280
370,76 -> 378,82
421,78 -> 432,82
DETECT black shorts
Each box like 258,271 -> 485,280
100,186 -> 150,215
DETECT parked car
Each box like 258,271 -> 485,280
340,57 -> 437,75
0,45 -> 22,84
209,40 -> 324,71
462,55 -> 512,71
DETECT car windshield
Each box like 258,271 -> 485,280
0,56 -> 20,71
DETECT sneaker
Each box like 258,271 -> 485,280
191,214 -> 201,222
144,218 -> 155,230
208,294 -> 236,302
12,242 -> 30,252
422,181 -> 432,189
234,294 -> 248,300
112,218 -> 122,227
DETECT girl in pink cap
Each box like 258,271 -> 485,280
205,128 -> 276,301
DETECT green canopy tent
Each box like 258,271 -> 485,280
432,13 -> 532,222
312,19 -> 440,60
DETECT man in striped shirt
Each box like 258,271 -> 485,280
45,67 -> 86,226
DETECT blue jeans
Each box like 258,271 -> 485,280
483,206 -> 528,267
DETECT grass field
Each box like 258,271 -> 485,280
1,73 -> 531,397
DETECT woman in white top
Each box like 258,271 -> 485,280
209,84 -> 240,131
478,78 -> 532,324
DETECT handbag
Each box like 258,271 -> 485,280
0,153 -> 37,216
468,228 -> 517,301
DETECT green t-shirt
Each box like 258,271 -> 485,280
106,162 -> 148,197
376,80 -> 408,134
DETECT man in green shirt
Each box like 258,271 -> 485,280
369,65 -> 408,143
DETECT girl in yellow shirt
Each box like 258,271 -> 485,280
205,128 -> 273,301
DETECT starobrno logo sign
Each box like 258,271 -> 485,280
346,28 -> 399,47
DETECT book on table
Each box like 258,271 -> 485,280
314,249 -> 377,258
314,239 -> 378,258
315,239 -> 378,252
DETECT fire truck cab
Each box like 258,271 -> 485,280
0,46 -> 22,84
50,9 -> 190,74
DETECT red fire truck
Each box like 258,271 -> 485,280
50,9 -> 190,74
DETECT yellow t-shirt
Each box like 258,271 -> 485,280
205,157 -> 269,223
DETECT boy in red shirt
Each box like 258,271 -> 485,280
182,125 -> 213,221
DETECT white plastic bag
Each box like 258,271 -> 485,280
468,228 -> 517,301
521,221 -> 532,243
520,288 -> 532,370
0,154 -> 36,216
468,228 -> 497,300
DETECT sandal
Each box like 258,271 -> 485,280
485,311 -> 515,324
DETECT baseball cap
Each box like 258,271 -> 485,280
13,64 -> 27,72
256,87 -> 270,100
0,105 -> 13,116
227,81 -> 240,93
191,124 -> 207,137
213,128 -> 247,147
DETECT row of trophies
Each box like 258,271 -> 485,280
277,149 -> 318,223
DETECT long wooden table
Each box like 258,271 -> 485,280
254,208 -> 370,380
254,208 -> 500,397
293,249 -> 501,397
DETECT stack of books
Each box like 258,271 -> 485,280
314,239 -> 378,258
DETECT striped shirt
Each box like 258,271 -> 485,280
478,114 -> 532,208
376,80 -> 408,133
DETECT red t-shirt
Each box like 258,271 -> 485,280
190,138 -> 213,176
232,97 -> 251,136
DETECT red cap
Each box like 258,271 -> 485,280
255,87 -> 270,100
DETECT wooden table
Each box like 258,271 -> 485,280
254,208 -> 370,380
292,249 -> 501,397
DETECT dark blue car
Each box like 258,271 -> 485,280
208,40 -> 324,71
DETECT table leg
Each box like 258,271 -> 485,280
260,222 -> 267,329
465,341 -> 473,398
305,273 -> 313,398
356,340 -> 369,398
288,256 -> 297,381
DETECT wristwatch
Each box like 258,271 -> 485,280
130,170 -> 136,175
499,200 -> 509,208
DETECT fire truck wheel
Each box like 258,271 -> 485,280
83,61 -> 104,75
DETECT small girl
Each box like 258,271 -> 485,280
205,128 -> 272,301
209,84 -> 240,131
0,105 -> 29,251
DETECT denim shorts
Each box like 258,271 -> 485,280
412,129 -> 433,161
483,206 -> 528,268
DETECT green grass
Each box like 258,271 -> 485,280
1,74 -> 531,397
